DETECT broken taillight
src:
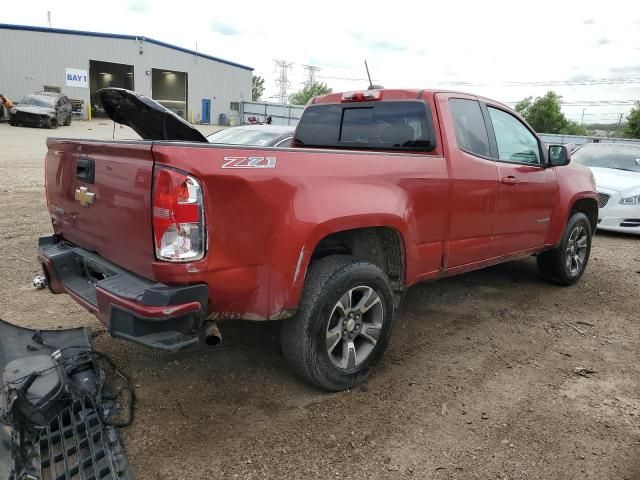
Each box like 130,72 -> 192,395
152,166 -> 205,262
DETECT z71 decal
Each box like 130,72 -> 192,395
222,156 -> 277,169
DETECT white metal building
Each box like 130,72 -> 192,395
0,23 -> 252,123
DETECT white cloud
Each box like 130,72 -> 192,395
6,0 -> 640,122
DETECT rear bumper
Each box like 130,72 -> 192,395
37,235 -> 209,351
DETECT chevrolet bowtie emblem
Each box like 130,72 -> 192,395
75,186 -> 95,207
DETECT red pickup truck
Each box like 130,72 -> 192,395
38,88 -> 598,390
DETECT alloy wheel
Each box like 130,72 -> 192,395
325,286 -> 384,369
565,225 -> 588,275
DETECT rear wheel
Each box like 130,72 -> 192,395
63,114 -> 72,126
537,212 -> 592,285
281,256 -> 395,391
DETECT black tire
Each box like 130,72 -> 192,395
63,114 -> 71,126
537,212 -> 592,286
48,118 -> 58,129
280,255 -> 395,391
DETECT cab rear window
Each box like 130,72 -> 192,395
294,101 -> 435,152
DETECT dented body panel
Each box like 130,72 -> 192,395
39,88 -> 597,339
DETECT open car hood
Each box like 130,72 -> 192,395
98,88 -> 207,142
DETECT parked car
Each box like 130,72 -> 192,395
572,142 -> 640,234
37,87 -> 597,391
10,92 -> 72,128
207,124 -> 295,147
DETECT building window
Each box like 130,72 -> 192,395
230,102 -> 240,111
43,85 -> 61,93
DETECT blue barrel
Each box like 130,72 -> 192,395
218,113 -> 228,126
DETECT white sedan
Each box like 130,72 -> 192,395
572,143 -> 640,235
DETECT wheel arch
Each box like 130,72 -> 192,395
546,192 -> 598,247
569,197 -> 598,232
300,218 -> 409,306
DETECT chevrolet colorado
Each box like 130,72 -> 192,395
38,88 -> 598,390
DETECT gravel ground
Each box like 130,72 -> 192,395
0,121 -> 639,479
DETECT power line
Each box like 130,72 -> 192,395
504,100 -> 637,106
438,77 -> 640,87
317,75 -> 371,82
565,112 -> 626,116
561,101 -> 637,106
273,59 -> 293,105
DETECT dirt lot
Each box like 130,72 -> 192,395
1,120 -> 639,479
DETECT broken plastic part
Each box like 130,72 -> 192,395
0,318 -> 134,480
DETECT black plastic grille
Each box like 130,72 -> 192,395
597,192 -> 610,208
620,219 -> 640,228
13,111 -> 44,124
39,397 -> 129,480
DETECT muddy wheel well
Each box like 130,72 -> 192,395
570,198 -> 598,232
310,227 -> 405,304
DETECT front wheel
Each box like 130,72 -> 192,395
537,212 -> 592,285
281,256 -> 395,391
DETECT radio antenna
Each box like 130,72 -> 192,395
364,60 -> 373,89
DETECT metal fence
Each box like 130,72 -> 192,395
240,101 -> 305,126
540,133 -> 640,146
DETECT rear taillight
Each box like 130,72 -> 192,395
152,166 -> 205,262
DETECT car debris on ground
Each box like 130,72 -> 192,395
0,319 -> 134,480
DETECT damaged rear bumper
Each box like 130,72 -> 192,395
37,235 -> 208,351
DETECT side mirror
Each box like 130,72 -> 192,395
548,145 -> 571,167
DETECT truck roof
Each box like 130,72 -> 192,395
310,88 -> 514,112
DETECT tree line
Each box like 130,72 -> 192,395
515,91 -> 640,139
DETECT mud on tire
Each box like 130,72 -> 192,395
280,255 -> 395,391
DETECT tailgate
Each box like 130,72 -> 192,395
45,138 -> 155,279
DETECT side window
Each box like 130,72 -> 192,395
487,107 -> 540,165
449,98 -> 490,157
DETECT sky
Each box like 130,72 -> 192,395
3,0 -> 640,124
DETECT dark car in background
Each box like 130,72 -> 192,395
9,92 -> 72,128
206,124 -> 295,147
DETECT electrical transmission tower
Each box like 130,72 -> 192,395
302,65 -> 321,86
274,59 -> 293,104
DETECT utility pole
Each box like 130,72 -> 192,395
274,59 -> 293,105
616,113 -> 624,137
581,108 -> 585,125
302,65 -> 321,87
47,10 -> 51,27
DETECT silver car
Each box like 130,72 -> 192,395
207,124 -> 295,147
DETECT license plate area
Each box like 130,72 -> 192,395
77,256 -> 116,285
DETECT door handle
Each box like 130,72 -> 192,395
76,158 -> 95,184
501,176 -> 519,185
